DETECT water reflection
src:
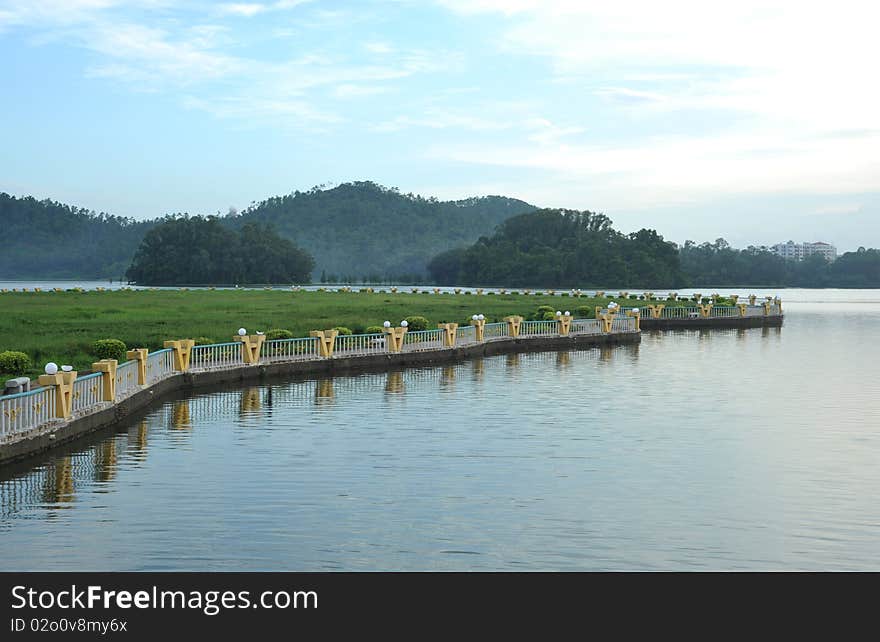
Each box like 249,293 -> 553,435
385,371 -> 405,395
1,320 -> 877,572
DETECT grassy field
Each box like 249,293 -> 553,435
1,288 -> 635,378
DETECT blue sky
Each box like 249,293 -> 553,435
1,0 -> 878,251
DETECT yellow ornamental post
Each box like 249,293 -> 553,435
596,311 -> 614,333
698,303 -> 713,318
309,330 -> 339,358
437,323 -> 459,348
454,288 -> 461,295
647,304 -> 665,319
91,359 -> 118,402
625,309 -> 641,331
762,302 -> 771,316
749,294 -> 757,305
476,288 -> 483,295
383,326 -> 408,353
730,294 -> 739,304
126,349 -> 149,385
693,293 -> 702,303
163,340 -> 195,372
37,369 -> 78,419
235,334 -> 267,364
595,291 -> 605,298
557,314 -> 573,336
473,318 -> 486,342
737,303 -> 748,317
668,292 -> 678,301
503,315 -> 523,338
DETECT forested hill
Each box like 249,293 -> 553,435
229,182 -> 537,281
0,193 -> 155,279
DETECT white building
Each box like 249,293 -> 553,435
772,240 -> 837,262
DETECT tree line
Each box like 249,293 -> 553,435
428,209 -> 880,288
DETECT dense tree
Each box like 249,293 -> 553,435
430,209 -> 683,288
125,217 -> 313,285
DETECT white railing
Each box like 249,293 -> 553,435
333,333 -> 385,357
483,322 -> 509,340
115,360 -> 140,400
262,336 -> 320,362
190,342 -> 243,371
146,348 -> 175,384
402,329 -> 445,352
571,318 -> 602,335
71,373 -> 105,416
610,316 -> 638,333
0,316 -> 648,448
456,325 -> 477,344
0,386 -> 56,443
520,320 -> 558,336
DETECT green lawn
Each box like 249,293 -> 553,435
1,288 -> 631,378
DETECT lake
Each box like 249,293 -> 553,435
1,290 -> 878,570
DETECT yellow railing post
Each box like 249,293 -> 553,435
91,359 -> 118,402
749,294 -> 757,305
503,315 -> 523,337
762,302 -> 771,316
234,334 -> 266,364
126,349 -> 149,385
309,330 -> 339,358
698,303 -> 713,318
437,323 -> 458,347
473,318 -> 486,342
557,314 -> 572,336
737,303 -> 748,317
163,340 -> 194,372
383,326 -> 408,353
37,370 -> 77,419
625,309 -> 641,330
730,294 -> 739,304
647,304 -> 665,319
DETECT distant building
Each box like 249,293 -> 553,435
772,240 -> 837,262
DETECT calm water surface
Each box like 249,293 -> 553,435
1,292 -> 878,570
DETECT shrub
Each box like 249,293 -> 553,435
93,339 -> 127,362
265,329 -> 293,341
365,325 -> 385,335
629,294 -> 639,300
403,315 -> 429,331
0,350 -> 31,375
194,337 -> 216,346
541,311 -> 557,320
536,305 -> 555,315
333,326 -> 353,336
487,291 -> 495,295
561,292 -> 569,297
576,305 -> 593,318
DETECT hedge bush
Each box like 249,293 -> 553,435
333,326 -> 353,336
576,305 -> 593,318
365,325 -> 385,335
403,316 -> 429,331
265,329 -> 293,341
194,337 -> 216,346
0,350 -> 31,375
93,339 -> 127,362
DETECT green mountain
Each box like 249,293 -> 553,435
0,183 -> 535,281
229,182 -> 537,281
0,193 -> 155,279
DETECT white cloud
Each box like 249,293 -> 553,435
218,3 -> 267,18
433,0 -> 880,206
